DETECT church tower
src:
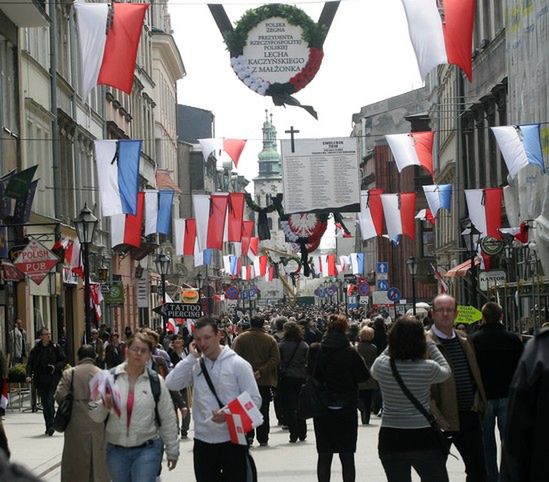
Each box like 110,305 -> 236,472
253,111 -> 285,301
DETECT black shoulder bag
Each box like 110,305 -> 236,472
199,358 -> 258,482
53,369 -> 74,433
389,358 -> 454,458
278,341 -> 300,381
297,346 -> 329,419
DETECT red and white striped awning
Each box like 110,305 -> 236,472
444,257 -> 480,278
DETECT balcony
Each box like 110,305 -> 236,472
1,0 -> 48,27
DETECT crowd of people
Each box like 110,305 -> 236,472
8,293 -> 549,481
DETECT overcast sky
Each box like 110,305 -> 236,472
168,0 -> 423,184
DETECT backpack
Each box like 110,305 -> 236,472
108,367 -> 162,426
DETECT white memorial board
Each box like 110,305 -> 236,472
282,137 -> 360,214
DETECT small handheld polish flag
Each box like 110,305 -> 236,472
224,391 -> 263,446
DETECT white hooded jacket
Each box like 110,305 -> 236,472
166,346 -> 261,444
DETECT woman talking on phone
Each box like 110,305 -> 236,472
90,332 -> 179,482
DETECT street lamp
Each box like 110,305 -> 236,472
73,204 -> 98,343
406,256 -> 418,317
155,253 -> 170,332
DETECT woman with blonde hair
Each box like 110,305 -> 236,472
90,332 -> 179,482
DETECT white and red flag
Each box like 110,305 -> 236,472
358,189 -> 384,240
381,193 -> 417,244
110,192 -> 145,248
75,2 -> 148,99
464,188 -> 503,239
400,0 -> 475,80
385,132 -> 434,178
223,391 -> 263,446
415,208 -> 435,225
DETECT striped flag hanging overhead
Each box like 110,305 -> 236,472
400,0 -> 475,80
381,193 -> 417,244
423,184 -> 452,218
385,132 -> 434,178
111,192 -> 145,248
145,190 -> 174,236
491,125 -> 545,179
95,140 -> 141,217
358,189 -> 384,241
75,2 -> 149,98
464,188 -> 503,239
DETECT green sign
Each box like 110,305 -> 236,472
105,281 -> 124,305
456,305 -> 482,324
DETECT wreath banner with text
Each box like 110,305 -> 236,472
209,3 -> 340,119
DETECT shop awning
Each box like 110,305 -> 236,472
1,260 -> 25,281
155,169 -> 181,193
444,257 -> 480,278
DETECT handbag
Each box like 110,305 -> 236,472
53,369 -> 74,433
389,358 -> 454,457
199,358 -> 258,482
278,341 -> 300,381
297,346 -> 329,419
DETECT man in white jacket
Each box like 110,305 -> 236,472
166,317 -> 261,481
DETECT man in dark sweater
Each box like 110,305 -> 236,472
26,327 -> 66,436
428,294 -> 487,482
470,302 -> 523,482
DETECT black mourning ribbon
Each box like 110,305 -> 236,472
271,93 -> 318,120
257,209 -> 271,240
297,239 -> 311,277
333,212 -> 351,237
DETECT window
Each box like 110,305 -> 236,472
422,225 -> 435,257
0,35 -> 18,135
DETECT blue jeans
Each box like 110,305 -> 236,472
481,398 -> 508,482
106,438 -> 163,482
380,449 -> 449,482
